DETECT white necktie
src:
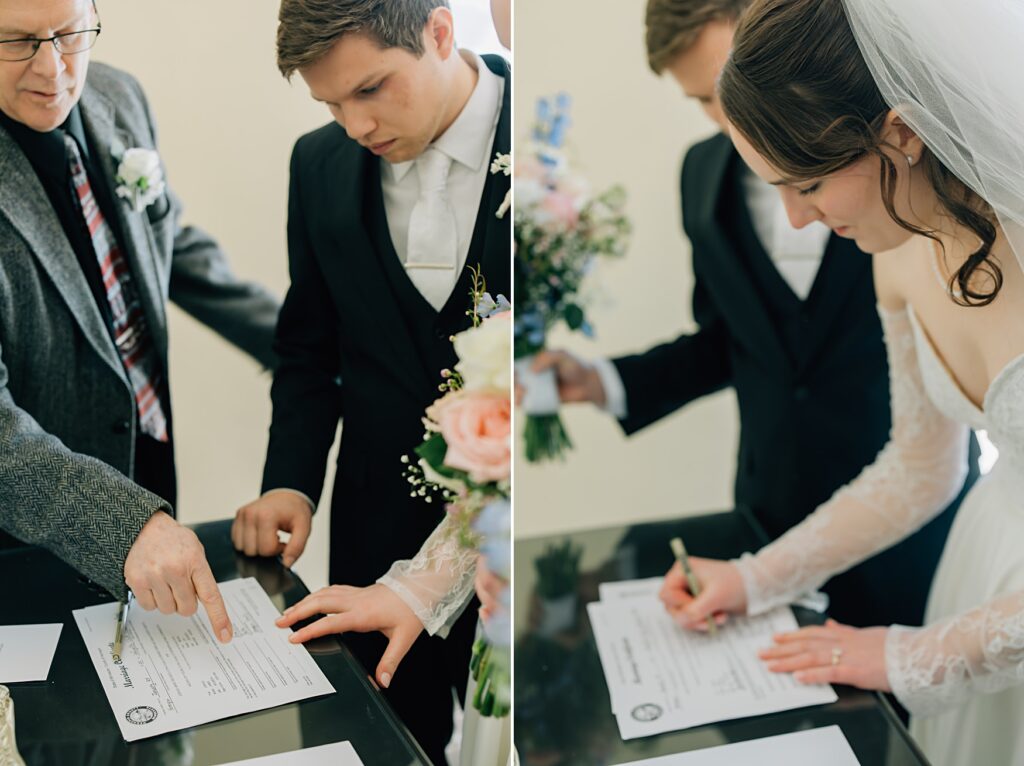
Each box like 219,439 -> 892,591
406,148 -> 459,311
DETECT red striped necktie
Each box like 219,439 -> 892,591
64,134 -> 169,443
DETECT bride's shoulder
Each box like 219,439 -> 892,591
872,237 -> 927,311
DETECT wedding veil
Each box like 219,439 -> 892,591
841,0 -> 1024,273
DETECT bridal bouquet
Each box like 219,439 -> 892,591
404,269 -> 511,718
515,93 -> 631,462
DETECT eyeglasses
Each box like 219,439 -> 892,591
0,25 -> 102,63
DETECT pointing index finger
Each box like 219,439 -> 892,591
192,564 -> 232,643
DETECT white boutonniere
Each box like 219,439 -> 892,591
114,148 -> 166,213
491,151 -> 511,219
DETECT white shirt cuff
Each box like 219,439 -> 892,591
261,488 -> 316,513
591,357 -> 628,419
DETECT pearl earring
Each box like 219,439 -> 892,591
906,154 -> 916,166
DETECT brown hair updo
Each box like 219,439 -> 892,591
719,0 -> 1001,306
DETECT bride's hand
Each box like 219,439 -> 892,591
659,557 -> 748,630
759,618 -> 892,691
276,583 -> 423,689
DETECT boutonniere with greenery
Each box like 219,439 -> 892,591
113,146 -> 166,213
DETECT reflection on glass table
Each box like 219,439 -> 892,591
513,509 -> 932,766
0,520 -> 430,766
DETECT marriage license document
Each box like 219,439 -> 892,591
73,577 -> 335,741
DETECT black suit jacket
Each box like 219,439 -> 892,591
263,55 -> 511,586
613,132 -> 977,627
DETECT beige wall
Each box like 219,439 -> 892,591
95,1 -> 332,589
514,0 -> 740,539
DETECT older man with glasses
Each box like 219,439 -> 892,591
0,0 -> 280,639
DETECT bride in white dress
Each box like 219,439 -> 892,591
657,1 -> 1024,764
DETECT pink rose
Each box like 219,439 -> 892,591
540,190 -> 580,229
515,155 -> 547,181
434,391 -> 511,483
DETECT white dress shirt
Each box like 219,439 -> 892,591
381,50 -> 504,309
595,164 -> 831,418
740,168 -> 831,300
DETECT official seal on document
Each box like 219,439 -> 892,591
631,703 -> 663,722
125,706 -> 158,725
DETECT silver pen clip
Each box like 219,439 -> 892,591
113,591 -> 132,657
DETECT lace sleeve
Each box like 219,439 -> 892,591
377,514 -> 479,637
735,306 -> 970,614
886,591 -> 1024,716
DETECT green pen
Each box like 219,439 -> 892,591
670,537 -> 717,636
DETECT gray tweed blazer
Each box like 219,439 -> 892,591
0,62 -> 280,598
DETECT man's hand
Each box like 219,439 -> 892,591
529,350 -> 607,406
124,511 -> 233,643
277,583 -> 423,690
231,492 -> 312,568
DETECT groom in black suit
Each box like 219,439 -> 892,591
231,1 -> 509,761
538,0 -> 978,631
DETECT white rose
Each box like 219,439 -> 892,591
453,313 -> 511,393
116,148 -> 166,212
513,177 -> 547,209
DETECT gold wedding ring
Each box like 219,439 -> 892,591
831,647 -> 843,666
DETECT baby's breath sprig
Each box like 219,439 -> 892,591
438,368 -> 464,394
467,264 -> 488,328
401,454 -> 461,505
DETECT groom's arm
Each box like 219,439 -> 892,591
611,141 -> 734,434
260,142 -> 343,505
611,274 -> 732,435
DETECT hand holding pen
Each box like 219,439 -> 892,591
658,539 -> 749,632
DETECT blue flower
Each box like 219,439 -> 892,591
515,311 -> 547,347
476,293 -> 511,319
476,499 -> 511,579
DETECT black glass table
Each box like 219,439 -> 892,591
0,520 -> 431,766
514,509 -> 932,766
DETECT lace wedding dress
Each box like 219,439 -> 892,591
378,515 -> 479,638
378,518 -> 512,766
735,301 -> 1024,766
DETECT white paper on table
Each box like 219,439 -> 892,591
72,577 -> 335,742
599,577 -> 663,602
587,598 -> 837,739
611,726 -> 860,765
0,623 -> 63,683
213,741 -> 364,766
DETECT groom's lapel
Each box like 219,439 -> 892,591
696,139 -> 791,377
325,137 -> 434,400
0,122 -> 124,381
438,55 -> 511,329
